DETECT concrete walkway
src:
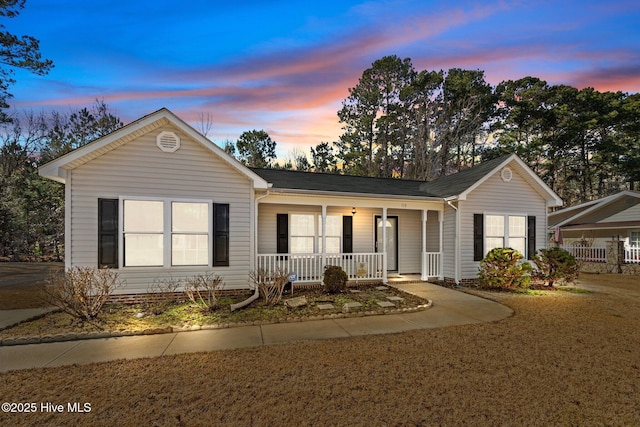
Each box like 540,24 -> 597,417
0,307 -> 58,330
0,283 -> 512,372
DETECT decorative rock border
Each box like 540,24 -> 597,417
0,300 -> 432,347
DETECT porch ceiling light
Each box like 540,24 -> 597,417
352,207 -> 357,215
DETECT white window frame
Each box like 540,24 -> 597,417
484,212 -> 528,256
629,231 -> 640,247
319,215 -> 341,254
290,213 -> 315,254
119,196 -> 212,268
288,212 -> 342,254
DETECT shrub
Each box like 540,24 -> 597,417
184,272 -> 224,311
533,247 -> 578,286
144,275 -> 183,315
42,266 -> 122,321
478,247 -> 532,290
323,265 -> 348,293
249,268 -> 289,306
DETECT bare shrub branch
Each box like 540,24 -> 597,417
249,268 -> 289,306
184,272 -> 224,311
42,267 -> 122,320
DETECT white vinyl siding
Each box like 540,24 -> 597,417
69,124 -> 253,293
458,163 -> 548,281
603,202 -> 640,223
442,204 -> 457,280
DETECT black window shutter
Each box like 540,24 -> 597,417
213,203 -> 230,266
277,214 -> 288,254
98,198 -> 118,268
473,213 -> 484,261
342,216 -> 353,253
527,216 -> 536,260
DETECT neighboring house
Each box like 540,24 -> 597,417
548,191 -> 640,248
39,108 -> 562,295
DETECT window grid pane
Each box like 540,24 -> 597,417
291,237 -> 314,253
509,237 -> 526,255
172,202 -> 208,232
291,214 -> 315,236
124,200 -> 163,232
125,234 -> 163,266
486,215 -> 504,237
172,234 -> 208,266
486,237 -> 505,254
509,216 -> 526,237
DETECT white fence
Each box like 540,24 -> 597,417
625,246 -> 640,264
559,244 -> 607,263
256,253 -> 384,283
423,252 -> 441,278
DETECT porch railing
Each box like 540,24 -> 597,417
625,245 -> 640,264
422,252 -> 441,278
559,244 -> 606,263
256,252 -> 384,284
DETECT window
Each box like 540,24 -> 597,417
319,215 -> 341,253
290,214 -> 315,253
99,198 -> 229,268
287,213 -> 342,254
475,213 -> 530,261
508,215 -> 527,255
485,214 -> 505,254
171,202 -> 209,266
124,200 -> 164,267
630,231 -> 640,247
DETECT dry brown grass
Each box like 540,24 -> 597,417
1,274 -> 639,426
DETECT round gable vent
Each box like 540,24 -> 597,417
500,166 -> 513,182
156,131 -> 180,153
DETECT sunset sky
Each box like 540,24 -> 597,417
6,0 -> 640,157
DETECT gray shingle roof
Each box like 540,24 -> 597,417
250,155 -> 511,199
250,168 -> 441,198
418,155 -> 511,198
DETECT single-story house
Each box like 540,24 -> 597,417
548,190 -> 640,247
39,108 -> 562,294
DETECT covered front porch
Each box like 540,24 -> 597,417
254,193 -> 444,287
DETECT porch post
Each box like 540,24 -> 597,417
382,207 -> 388,283
438,210 -> 444,280
421,209 -> 428,281
321,204 -> 327,270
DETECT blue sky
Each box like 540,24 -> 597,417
6,0 -> 640,157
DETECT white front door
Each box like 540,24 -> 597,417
376,216 -> 398,271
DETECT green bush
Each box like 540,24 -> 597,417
323,265 -> 348,293
478,247 -> 532,290
533,247 -> 578,286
